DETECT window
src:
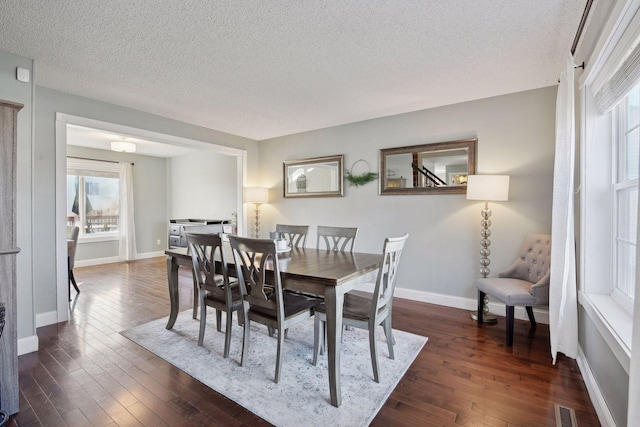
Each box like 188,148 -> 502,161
67,158 -> 120,237
614,85 -> 639,311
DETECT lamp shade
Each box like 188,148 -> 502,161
245,187 -> 269,204
466,175 -> 509,201
110,140 -> 136,153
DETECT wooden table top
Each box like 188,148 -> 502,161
165,246 -> 381,286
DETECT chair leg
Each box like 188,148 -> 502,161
506,305 -> 515,346
198,296 -> 206,347
275,324 -> 284,383
240,307 -> 250,367
477,290 -> 485,324
192,274 -> 198,320
223,310 -> 233,358
369,325 -> 380,383
383,317 -> 394,360
216,309 -> 223,332
525,306 -> 536,326
312,315 -> 321,366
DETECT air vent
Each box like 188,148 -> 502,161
555,404 -> 578,427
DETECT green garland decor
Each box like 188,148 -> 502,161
346,159 -> 378,187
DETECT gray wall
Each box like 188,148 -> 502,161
169,150 -> 238,220
66,145 -> 169,262
0,51 -> 35,341
258,87 -> 555,300
31,86 -> 259,331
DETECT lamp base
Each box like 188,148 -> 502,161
470,310 -> 498,324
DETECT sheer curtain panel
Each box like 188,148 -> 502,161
119,162 -> 137,261
550,53 -> 579,363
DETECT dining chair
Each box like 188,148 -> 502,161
228,235 -> 320,383
476,233 -> 551,346
312,233 -> 409,382
275,224 -> 308,248
67,226 -> 80,301
186,232 -> 243,357
316,225 -> 358,252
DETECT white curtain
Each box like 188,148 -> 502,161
550,53 -> 579,363
119,162 -> 137,261
629,144 -> 640,422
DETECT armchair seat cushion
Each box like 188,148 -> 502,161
476,278 -> 536,306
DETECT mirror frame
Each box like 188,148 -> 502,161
379,138 -> 477,195
283,154 -> 344,198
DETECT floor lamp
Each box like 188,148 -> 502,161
245,187 -> 269,238
466,175 -> 510,324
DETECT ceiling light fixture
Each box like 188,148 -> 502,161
110,138 -> 136,153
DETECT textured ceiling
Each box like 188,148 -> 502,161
0,1 -> 586,140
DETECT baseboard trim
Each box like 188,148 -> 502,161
75,251 -> 165,267
576,346 -> 617,427
357,284 -> 550,324
18,334 -> 38,355
36,310 -> 58,328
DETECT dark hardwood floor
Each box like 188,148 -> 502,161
10,257 -> 600,426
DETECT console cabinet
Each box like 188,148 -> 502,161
168,219 -> 228,248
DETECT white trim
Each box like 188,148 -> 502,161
36,310 -> 58,328
577,346 -> 618,427
358,283 -> 550,324
74,256 -> 121,268
55,114 -> 248,326
17,335 -> 38,356
136,250 -> 165,260
579,291 -> 632,373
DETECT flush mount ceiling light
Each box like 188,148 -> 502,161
110,138 -> 136,153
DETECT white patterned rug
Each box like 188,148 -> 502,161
121,310 -> 427,427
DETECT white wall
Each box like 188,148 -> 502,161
258,87 -> 555,302
169,151 -> 238,220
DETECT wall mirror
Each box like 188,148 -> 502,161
283,154 -> 344,198
380,138 -> 476,195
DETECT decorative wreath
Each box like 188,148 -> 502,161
345,159 -> 378,187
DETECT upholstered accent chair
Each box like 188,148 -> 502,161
476,233 -> 551,346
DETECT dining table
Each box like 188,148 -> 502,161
164,244 -> 382,407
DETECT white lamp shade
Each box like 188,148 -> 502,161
245,187 -> 269,204
466,175 -> 509,201
110,140 -> 136,153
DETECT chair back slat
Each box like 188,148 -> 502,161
186,233 -> 231,303
229,235 -> 283,312
370,234 -> 408,320
275,224 -> 309,248
317,225 -> 358,252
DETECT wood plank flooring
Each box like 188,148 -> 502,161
9,257 -> 601,426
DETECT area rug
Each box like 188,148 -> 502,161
121,311 -> 427,427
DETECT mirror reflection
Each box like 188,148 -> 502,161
283,155 -> 344,198
380,138 -> 477,195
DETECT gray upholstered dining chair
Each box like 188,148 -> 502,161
476,233 -> 551,346
275,224 -> 308,248
186,232 -> 243,357
228,235 -> 320,383
316,225 -> 358,252
67,226 -> 80,301
313,233 -> 408,382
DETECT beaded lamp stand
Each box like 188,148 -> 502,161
469,201 -> 498,324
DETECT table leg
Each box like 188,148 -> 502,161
324,286 -> 345,407
166,255 -> 180,329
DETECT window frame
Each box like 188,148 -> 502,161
67,157 -> 120,242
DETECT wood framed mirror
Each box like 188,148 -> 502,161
379,138 -> 477,195
283,154 -> 344,198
